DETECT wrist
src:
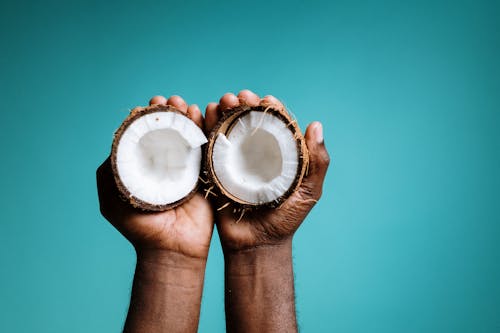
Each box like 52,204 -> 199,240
125,247 -> 206,333
224,239 -> 293,276
135,248 -> 207,287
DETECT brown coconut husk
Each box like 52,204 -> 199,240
204,102 -> 309,211
110,104 -> 201,211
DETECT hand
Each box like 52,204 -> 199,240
96,95 -> 214,259
205,90 -> 330,252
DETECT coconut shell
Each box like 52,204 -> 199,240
204,103 -> 309,210
111,104 -> 201,211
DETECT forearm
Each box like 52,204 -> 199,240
124,249 -> 206,333
224,239 -> 297,333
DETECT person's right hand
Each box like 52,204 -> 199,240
96,95 -> 214,260
204,90 -> 330,252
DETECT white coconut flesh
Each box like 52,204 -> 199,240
212,111 -> 299,204
116,111 -> 207,205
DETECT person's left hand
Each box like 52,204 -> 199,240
204,90 -> 330,253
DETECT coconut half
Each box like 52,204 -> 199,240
111,105 -> 208,211
205,104 -> 309,209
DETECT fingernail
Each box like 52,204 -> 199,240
315,122 -> 323,144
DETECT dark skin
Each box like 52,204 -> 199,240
97,96 -> 213,333
206,91 -> 330,333
96,90 -> 330,333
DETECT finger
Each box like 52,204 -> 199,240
205,102 -> 219,133
149,95 -> 167,105
167,95 -> 188,112
219,92 -> 239,111
130,106 -> 143,114
237,89 -> 260,106
261,95 -> 285,110
187,104 -> 204,129
299,122 -> 330,199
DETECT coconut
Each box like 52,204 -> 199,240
205,103 -> 309,210
111,104 -> 207,211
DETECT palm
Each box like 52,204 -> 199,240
122,194 -> 213,258
216,189 -> 317,251
96,156 -> 214,258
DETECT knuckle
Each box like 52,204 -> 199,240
315,188 -> 323,200
321,150 -> 331,167
300,181 -> 322,201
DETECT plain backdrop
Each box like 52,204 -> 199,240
0,0 -> 499,332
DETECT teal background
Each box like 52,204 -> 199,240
1,0 -> 499,332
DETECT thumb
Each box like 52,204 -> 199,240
298,122 -> 330,200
